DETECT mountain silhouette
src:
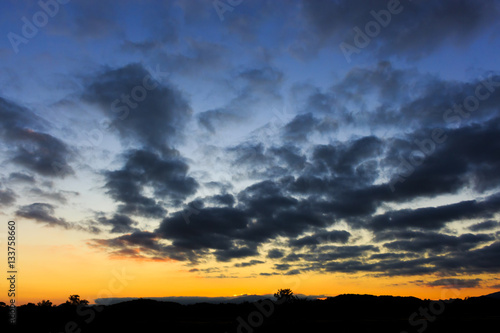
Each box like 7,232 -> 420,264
1,293 -> 499,332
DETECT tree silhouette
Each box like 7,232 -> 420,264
273,288 -> 297,303
0,302 -> 6,307
66,295 -> 89,306
37,300 -> 53,307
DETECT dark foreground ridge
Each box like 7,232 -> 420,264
2,293 -> 500,333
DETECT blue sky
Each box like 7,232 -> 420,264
1,0 -> 500,299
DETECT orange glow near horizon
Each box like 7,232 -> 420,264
1,220 -> 498,306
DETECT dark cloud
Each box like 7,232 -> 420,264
431,241 -> 500,275
269,145 -> 307,171
383,232 -> 494,254
83,63 -> 192,153
313,245 -> 379,261
28,187 -> 77,204
290,230 -> 351,248
90,231 -> 202,263
468,220 -> 500,232
291,64 -> 500,138
207,193 -> 235,207
103,149 -> 199,218
0,97 -> 74,178
368,194 -> 500,232
234,260 -> 265,268
300,240 -> 500,277
282,113 -> 319,142
156,207 -> 249,252
295,0 -> 499,60
213,247 -> 259,262
425,278 -> 482,289
48,0 -> 124,39
10,130 -> 74,178
227,143 -> 308,179
8,172 -> 35,184
0,97 -> 45,135
267,249 -> 285,259
274,264 -> 291,271
97,214 -> 139,234
16,203 -> 70,228
311,136 -> 383,179
197,67 -> 284,133
285,269 -> 301,275
198,109 -> 242,134
88,66 -> 500,275
0,188 -> 17,206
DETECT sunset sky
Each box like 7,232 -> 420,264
1,0 -> 500,306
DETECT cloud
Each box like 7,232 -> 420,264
89,231 -> 200,262
234,260 -> 265,268
468,220 -> 500,232
267,249 -> 285,259
295,0 -> 499,60
15,203 -> 70,229
285,269 -> 301,275
8,172 -> 35,184
87,64 -> 500,276
47,0 -> 124,39
0,188 -> 17,206
103,149 -> 199,218
0,97 -> 74,178
207,193 -> 235,207
383,232 -> 494,254
274,264 -> 291,271
425,278 -> 482,289
156,39 -> 227,76
156,207 -> 250,252
197,66 -> 284,133
10,130 -> 75,178
368,194 -> 500,232
96,214 -> 139,234
290,230 -> 351,248
28,187 -> 77,204
83,63 -> 192,153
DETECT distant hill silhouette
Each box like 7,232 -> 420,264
2,293 -> 499,332
484,291 -> 500,299
94,294 -> 322,305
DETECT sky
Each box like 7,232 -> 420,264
1,0 -> 500,305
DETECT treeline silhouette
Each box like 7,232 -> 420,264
1,292 -> 500,332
